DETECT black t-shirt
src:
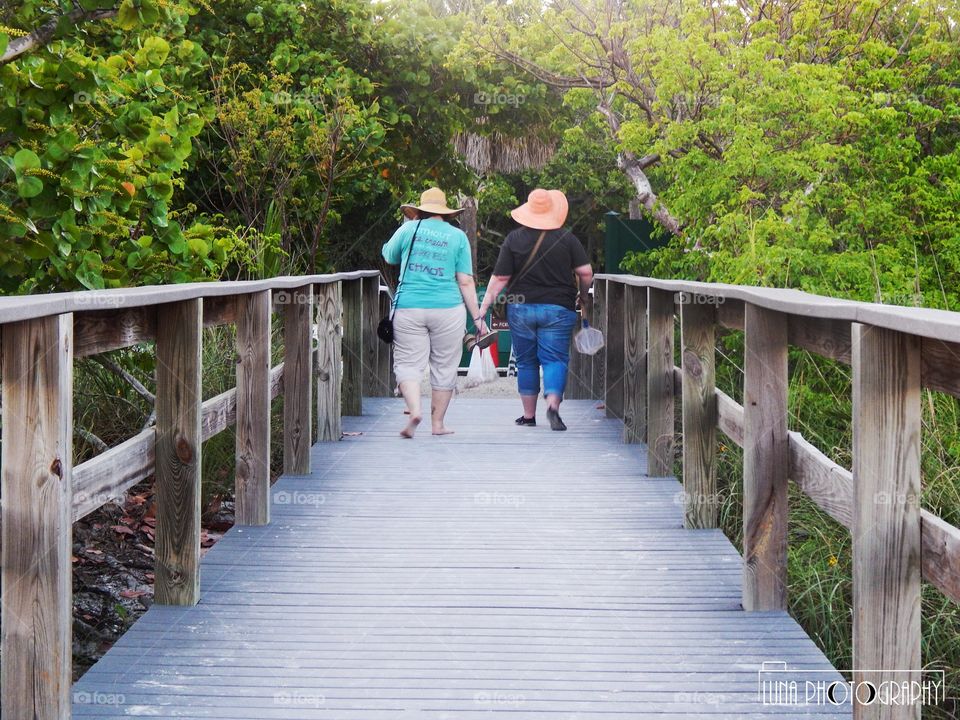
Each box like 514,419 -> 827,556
492,227 -> 590,310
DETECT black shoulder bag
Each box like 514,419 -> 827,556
377,220 -> 423,344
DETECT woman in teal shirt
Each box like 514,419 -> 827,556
383,188 -> 487,438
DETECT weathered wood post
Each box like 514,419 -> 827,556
646,288 -> 675,476
622,283 -> 647,443
341,278 -> 363,416
680,294 -> 717,529
235,291 -> 271,525
591,278 -> 607,401
742,303 -> 789,609
155,299 -> 202,606
566,317 -> 590,400
1,314 -> 74,719
315,281 -> 343,441
604,280 -> 625,419
852,323 -> 921,719
377,286 -> 393,396
361,275 -> 382,397
281,285 -> 313,474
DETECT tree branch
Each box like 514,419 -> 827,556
1,6 -> 118,66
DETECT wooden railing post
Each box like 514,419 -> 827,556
341,278 -> 363,416
235,291 -> 271,525
281,285 -> 313,474
623,283 -> 647,443
742,303 -> 789,610
591,278 -> 607,401
680,294 -> 717,528
647,288 -> 675,476
603,280 -> 625,419
155,299 -> 202,606
852,323 -> 922,718
1,314 -> 73,719
361,275 -> 382,397
315,281 -> 343,441
377,286 -> 393,396
566,320 -> 590,400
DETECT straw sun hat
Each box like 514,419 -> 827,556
400,187 -> 464,219
510,188 -> 568,230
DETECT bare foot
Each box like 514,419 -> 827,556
400,415 -> 422,438
432,426 -> 455,436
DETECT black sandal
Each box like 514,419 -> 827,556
515,415 -> 536,426
546,407 -> 567,431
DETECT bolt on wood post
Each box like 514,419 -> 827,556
680,295 -> 717,528
852,323 -> 921,719
155,299 -> 202,606
646,288 -> 675,477
604,280 -> 625,420
591,278 -> 607,401
377,287 -> 393,396
281,286 -> 313,475
1,314 -> 73,719
742,303 -> 789,610
341,278 -> 364,416
361,275 -> 382,397
622,283 -> 647,443
315,281 -> 343,441
235,291 -> 271,525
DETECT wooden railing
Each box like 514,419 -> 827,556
0,270 -> 390,719
588,274 -> 960,718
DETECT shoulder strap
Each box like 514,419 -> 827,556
514,230 -> 547,282
391,220 -> 423,317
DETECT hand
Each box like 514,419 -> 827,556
474,316 -> 489,334
579,296 -> 594,318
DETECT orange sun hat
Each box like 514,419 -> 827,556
510,188 -> 569,230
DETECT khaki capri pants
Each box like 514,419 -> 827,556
392,305 -> 465,391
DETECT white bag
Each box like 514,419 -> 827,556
480,345 -> 498,383
574,322 -> 605,356
464,346 -> 495,388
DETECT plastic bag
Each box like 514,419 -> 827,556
464,346 -> 498,388
574,321 -> 605,356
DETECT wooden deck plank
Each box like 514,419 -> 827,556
74,398 -> 848,719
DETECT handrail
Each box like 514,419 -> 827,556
592,273 -> 959,719
0,271 -> 389,719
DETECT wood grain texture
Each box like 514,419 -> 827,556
235,291 -> 271,525
566,324 -> 590,400
920,510 -> 960,604
74,306 -> 156,356
1,314 -> 73,720
603,280 -> 625,419
788,431 -> 854,528
376,288 -> 392,397
680,299 -> 717,529
281,286 -> 313,474
591,278 -> 607,402
155,299 -> 202,606
202,294 -> 238,328
647,288 -> 676,477
622,283 -> 647,443
315,281 -> 343,442
788,315 -> 852,363
341,278 -> 363,416
716,298 -> 745,330
742,304 -> 789,612
361,275 -> 383,397
716,388 -> 744,447
852,324 -> 921,719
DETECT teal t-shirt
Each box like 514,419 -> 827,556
382,218 -> 472,309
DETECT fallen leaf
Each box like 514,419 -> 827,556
120,589 -> 148,599
111,525 -> 135,536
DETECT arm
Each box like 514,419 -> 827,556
456,273 -> 488,333
478,274 -> 510,318
574,264 -> 594,316
382,223 -> 410,265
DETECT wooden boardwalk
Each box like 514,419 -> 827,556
73,398 -> 849,719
